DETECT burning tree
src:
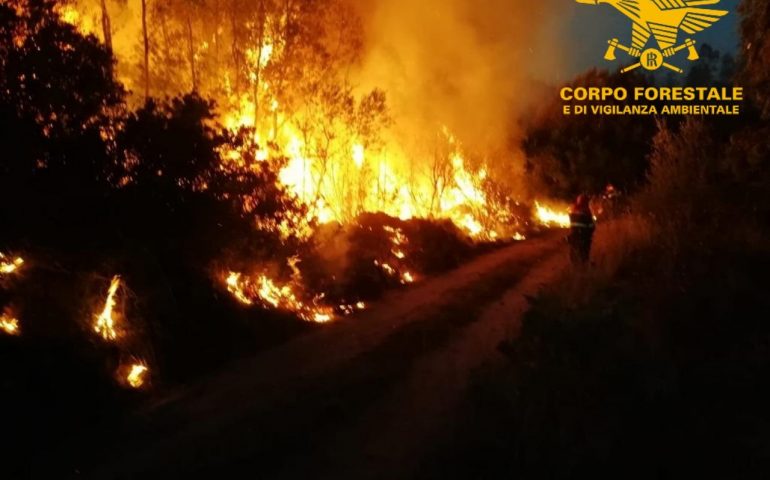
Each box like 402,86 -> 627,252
0,0 -> 312,384
0,0 -> 564,396
53,0 -> 536,239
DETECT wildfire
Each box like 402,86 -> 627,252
226,272 -> 253,306
0,253 -> 24,275
0,311 -> 20,336
458,214 -> 484,237
51,1 -> 573,246
94,275 -> 121,341
352,144 -> 365,168
535,202 -> 571,228
340,301 -> 367,315
125,363 -> 149,389
246,42 -> 274,71
376,226 -> 418,285
225,271 -> 335,323
57,4 -> 82,26
375,260 -> 396,276
52,1 -> 576,330
219,85 -> 501,239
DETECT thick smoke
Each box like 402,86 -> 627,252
352,0 -> 565,160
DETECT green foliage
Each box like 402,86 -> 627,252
635,118 -> 719,255
471,5 -> 770,473
683,43 -> 736,87
0,0 -> 122,185
477,245 -> 770,477
521,69 -> 656,199
739,0 -> 770,118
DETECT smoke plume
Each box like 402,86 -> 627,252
353,0 -> 565,159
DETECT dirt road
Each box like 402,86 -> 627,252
65,233 -> 567,479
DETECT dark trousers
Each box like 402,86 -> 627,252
569,228 -> 594,264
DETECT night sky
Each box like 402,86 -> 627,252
561,0 -> 741,79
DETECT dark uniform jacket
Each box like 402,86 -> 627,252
569,211 -> 595,231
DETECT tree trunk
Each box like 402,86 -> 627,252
214,0 -> 221,70
270,0 -> 291,140
186,14 -> 197,92
100,0 -> 112,54
230,0 -> 241,92
99,0 -> 114,79
141,0 -> 150,100
253,0 -> 266,130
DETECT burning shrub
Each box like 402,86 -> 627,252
0,0 -> 313,390
298,213 -> 475,303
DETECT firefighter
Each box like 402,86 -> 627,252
568,194 -> 596,264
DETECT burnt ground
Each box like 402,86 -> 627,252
37,232 -> 568,480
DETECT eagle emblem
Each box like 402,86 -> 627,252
576,0 -> 729,73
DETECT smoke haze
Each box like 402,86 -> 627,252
353,0 -> 565,157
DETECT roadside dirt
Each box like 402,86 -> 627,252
47,233 -> 569,479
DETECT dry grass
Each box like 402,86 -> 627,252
550,214 -> 654,307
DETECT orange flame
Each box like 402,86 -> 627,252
225,271 -> 335,323
0,311 -> 20,336
94,275 -> 121,341
226,272 -> 254,306
54,2 -> 560,243
0,253 -> 24,275
125,363 -> 149,389
535,202 -> 571,228
374,226 -> 418,284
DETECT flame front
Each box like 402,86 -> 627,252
242,121 -> 501,239
94,275 -> 121,341
535,202 -> 571,228
54,0 -> 570,333
225,271 -> 335,323
226,272 -> 254,306
53,0 -> 557,243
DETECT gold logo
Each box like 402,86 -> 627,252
576,0 -> 729,74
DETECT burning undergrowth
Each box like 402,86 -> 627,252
301,214 -> 475,301
0,3 -> 572,472
0,7 -> 573,466
217,214 -> 475,324
0,0 -> 573,396
217,205 -> 567,334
